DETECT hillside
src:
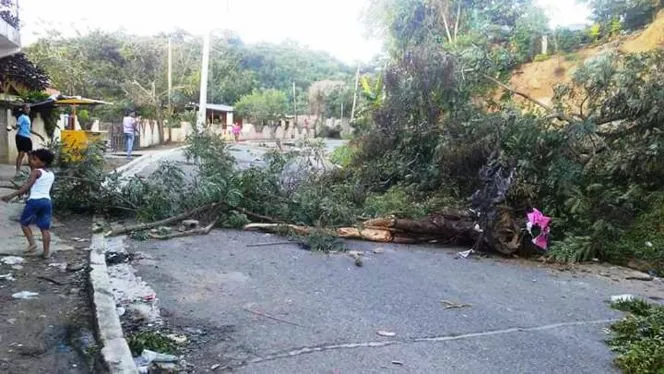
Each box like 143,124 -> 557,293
510,11 -> 664,106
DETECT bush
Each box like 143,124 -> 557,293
554,28 -> 586,53
609,299 -> 664,374
608,193 -> 664,275
329,144 -> 357,167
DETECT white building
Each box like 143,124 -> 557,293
0,0 -> 20,58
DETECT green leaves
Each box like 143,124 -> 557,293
609,299 -> 664,374
234,89 -> 289,130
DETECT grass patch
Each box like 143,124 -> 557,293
126,331 -> 176,356
609,299 -> 664,374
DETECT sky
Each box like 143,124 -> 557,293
19,0 -> 591,64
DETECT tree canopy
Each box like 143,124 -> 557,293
234,89 -> 289,129
24,30 -> 352,121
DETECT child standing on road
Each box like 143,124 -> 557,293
1,149 -> 56,259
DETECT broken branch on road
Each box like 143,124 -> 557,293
243,307 -> 302,327
149,218 -> 218,240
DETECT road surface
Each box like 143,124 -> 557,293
127,230 -> 663,373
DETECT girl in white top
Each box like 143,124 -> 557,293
1,149 -> 56,259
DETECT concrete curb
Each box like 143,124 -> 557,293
90,232 -> 138,373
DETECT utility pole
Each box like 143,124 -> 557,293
167,38 -> 172,116
197,31 -> 211,133
292,82 -> 297,127
340,102 -> 344,123
350,64 -> 360,124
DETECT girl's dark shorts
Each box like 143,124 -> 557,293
15,135 -> 32,153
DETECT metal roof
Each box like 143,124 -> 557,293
189,103 -> 234,112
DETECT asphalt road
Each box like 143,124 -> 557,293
128,230 -> 648,374
131,139 -> 347,178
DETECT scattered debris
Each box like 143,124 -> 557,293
12,291 -> 39,299
347,251 -> 364,267
243,307 -> 302,327
126,303 -> 155,322
210,363 -> 222,371
7,318 -> 16,325
456,249 -> 474,259
71,237 -> 89,242
0,273 -> 15,281
1,256 -> 24,265
183,327 -> 204,335
48,263 -> 68,271
11,264 -> 23,270
373,247 -> 385,254
135,349 -> 179,373
625,271 -> 654,281
611,294 -> 635,303
441,300 -> 472,309
166,334 -> 188,345
66,262 -> 86,272
354,256 -> 364,267
376,330 -> 396,337
36,276 -> 65,286
105,252 -> 130,265
391,361 -> 404,366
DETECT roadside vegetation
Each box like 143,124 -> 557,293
610,299 -> 664,374
31,1 -> 664,372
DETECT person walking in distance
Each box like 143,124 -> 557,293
123,111 -> 138,159
14,104 -> 33,176
232,122 -> 241,142
1,149 -> 56,259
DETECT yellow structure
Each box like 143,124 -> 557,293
55,96 -> 111,159
61,130 -> 103,161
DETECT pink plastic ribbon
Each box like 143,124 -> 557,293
527,208 -> 551,250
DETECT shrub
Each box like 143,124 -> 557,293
609,299 -> 664,374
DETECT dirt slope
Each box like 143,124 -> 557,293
509,11 -> 664,106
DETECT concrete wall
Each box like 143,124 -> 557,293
234,123 -> 315,141
1,110 -> 50,164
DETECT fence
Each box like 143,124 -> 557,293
105,120 -> 191,152
108,125 -> 140,153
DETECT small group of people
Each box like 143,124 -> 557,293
4,103 -> 57,259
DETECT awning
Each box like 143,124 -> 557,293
54,96 -> 113,106
31,95 -> 112,108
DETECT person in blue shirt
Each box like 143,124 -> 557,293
14,104 -> 33,176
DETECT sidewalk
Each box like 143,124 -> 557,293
0,188 -> 74,256
0,164 -> 16,182
0,190 -> 97,373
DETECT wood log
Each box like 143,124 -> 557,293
362,216 -> 396,228
336,227 -> 393,242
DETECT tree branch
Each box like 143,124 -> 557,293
107,202 -> 220,236
441,12 -> 454,44
453,2 -> 462,43
480,73 -> 578,123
